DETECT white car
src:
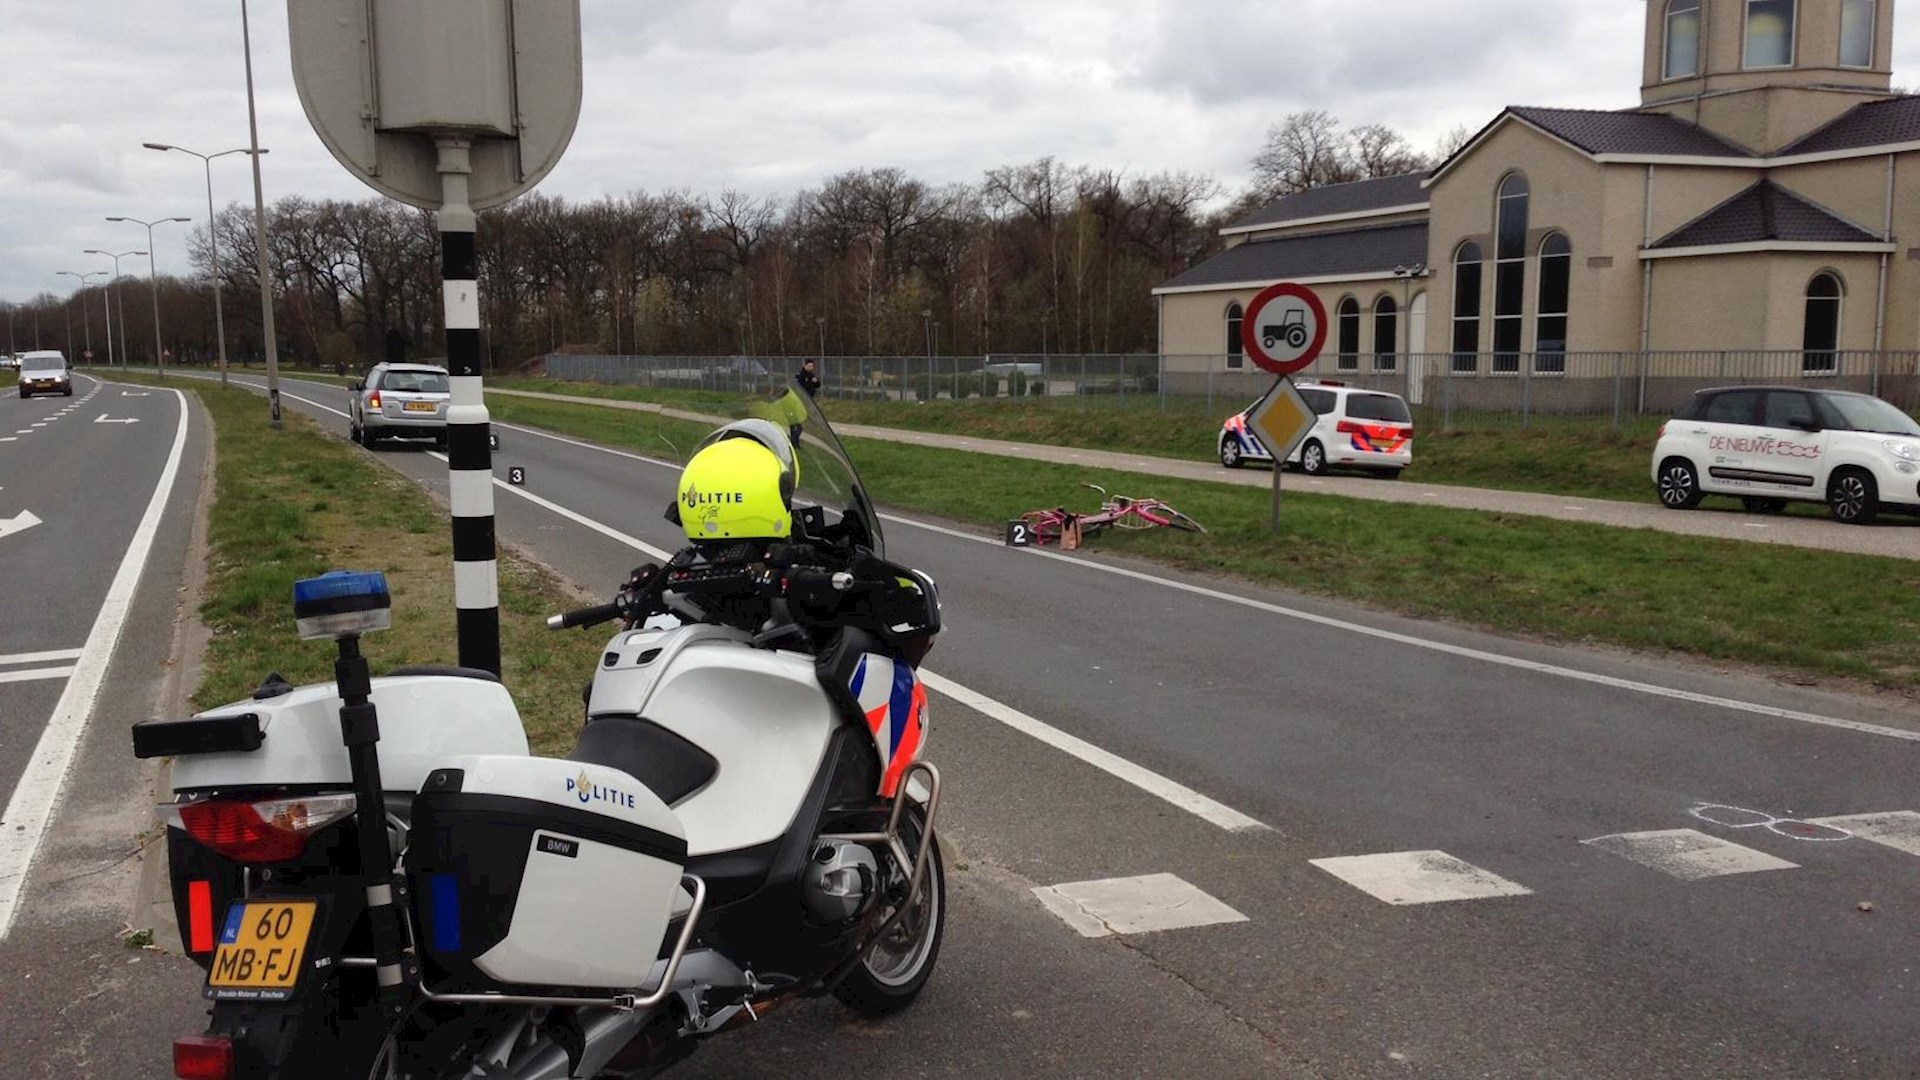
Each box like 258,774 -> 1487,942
1652,385 -> 1920,524
16,350 -> 72,398
1219,380 -> 1413,477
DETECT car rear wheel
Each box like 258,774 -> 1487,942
1741,497 -> 1788,514
1828,468 -> 1879,525
1656,458 -> 1703,509
1219,436 -> 1244,469
1299,440 -> 1328,476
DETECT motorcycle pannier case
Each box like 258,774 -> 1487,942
408,755 -> 688,990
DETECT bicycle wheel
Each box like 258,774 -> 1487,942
1131,502 -> 1205,533
1161,508 -> 1206,534
1021,510 -> 1067,546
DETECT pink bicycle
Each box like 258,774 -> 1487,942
1019,484 -> 1205,547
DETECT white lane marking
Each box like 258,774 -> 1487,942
0,666 -> 77,685
919,670 -> 1268,833
0,649 -> 85,666
0,438 -> 15,442
1031,874 -> 1249,938
214,374 -> 1920,748
889,515 -> 1920,745
1309,850 -> 1534,905
1581,829 -> 1799,881
0,510 -> 42,540
94,415 -> 140,424
1808,811 -> 1920,857
0,386 -> 189,939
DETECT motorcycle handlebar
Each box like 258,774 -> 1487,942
545,601 -> 626,631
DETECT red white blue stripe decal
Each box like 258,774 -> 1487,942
850,654 -> 927,796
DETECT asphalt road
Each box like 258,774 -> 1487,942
73,371 -> 1920,1076
0,372 -> 213,1077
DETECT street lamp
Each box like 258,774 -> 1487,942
84,248 -> 146,369
107,215 -> 191,374
144,142 -> 267,388
55,271 -> 106,364
242,0 -> 284,426
1392,263 -> 1429,372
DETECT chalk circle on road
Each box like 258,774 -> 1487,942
1241,282 -> 1329,376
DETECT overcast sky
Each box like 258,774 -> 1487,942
5,1 -> 1919,309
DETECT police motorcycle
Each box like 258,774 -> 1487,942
133,384 -> 944,1079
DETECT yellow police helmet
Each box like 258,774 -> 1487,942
676,437 -> 793,542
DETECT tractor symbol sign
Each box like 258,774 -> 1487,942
1261,310 -> 1309,351
1241,282 -> 1329,376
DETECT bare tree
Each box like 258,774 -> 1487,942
1249,110 -> 1359,203
1431,123 -> 1476,164
1350,123 -> 1427,179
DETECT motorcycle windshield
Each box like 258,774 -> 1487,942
729,380 -> 885,557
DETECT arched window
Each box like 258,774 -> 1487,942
1337,297 -> 1361,372
1373,295 -> 1398,373
1493,174 -> 1529,373
1746,0 -> 1796,68
1841,0 -> 1875,67
1665,0 -> 1702,79
1451,241 -> 1483,373
1226,303 -> 1244,369
1535,233 -> 1572,373
1803,273 -> 1842,374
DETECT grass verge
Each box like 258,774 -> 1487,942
489,375 -> 1675,502
488,392 -> 1920,693
115,373 -> 604,755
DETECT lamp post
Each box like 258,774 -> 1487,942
1392,263 -> 1428,381
241,0 -> 283,426
143,143 -> 266,388
84,249 -> 145,369
106,216 -> 191,373
55,271 -> 105,363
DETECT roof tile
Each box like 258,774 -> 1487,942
1651,180 -> 1882,249
1226,174 -> 1429,232
1509,106 -> 1753,158
1158,222 -> 1429,292
1779,95 -> 1920,155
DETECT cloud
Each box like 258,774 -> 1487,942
3,0 -> 1919,303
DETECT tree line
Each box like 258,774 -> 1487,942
3,113 -> 1448,369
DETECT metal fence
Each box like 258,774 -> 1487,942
544,350 -> 1920,429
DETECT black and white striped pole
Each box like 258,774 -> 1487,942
437,136 -> 500,675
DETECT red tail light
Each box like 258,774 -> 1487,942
162,795 -> 356,864
1336,420 -> 1361,434
367,390 -> 382,409
187,879 -> 214,953
174,1036 -> 234,1080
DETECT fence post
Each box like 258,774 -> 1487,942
1871,349 -> 1882,398
1520,354 -> 1532,429
1443,358 -> 1454,430
1158,354 -> 1167,411
1611,352 -> 1623,432
1206,363 -> 1214,415
1079,355 -> 1087,407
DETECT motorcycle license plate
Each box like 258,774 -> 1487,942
402,401 -> 436,412
205,900 -> 317,1001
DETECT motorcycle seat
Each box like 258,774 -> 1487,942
569,715 -> 717,806
383,664 -> 501,683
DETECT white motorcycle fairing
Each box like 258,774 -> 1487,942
168,674 -> 529,793
587,623 -> 839,857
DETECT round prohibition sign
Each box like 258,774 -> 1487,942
1241,282 -> 1329,375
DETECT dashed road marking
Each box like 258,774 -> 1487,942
0,649 -> 84,666
1309,850 -> 1533,905
1582,829 -> 1798,881
1031,874 -> 1248,937
1808,811 -> 1920,857
0,666 -> 76,685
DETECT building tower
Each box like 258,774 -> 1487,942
1640,0 -> 1896,151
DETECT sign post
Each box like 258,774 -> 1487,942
1239,282 -> 1329,532
287,0 -> 583,677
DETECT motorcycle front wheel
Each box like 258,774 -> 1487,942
831,811 -> 945,1017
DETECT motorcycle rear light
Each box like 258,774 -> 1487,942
161,794 -> 356,864
174,1035 -> 233,1080
187,879 -> 214,953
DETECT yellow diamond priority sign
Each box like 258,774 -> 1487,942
1247,378 -> 1316,462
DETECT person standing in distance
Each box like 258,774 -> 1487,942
797,356 -> 821,398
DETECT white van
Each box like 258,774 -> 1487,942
17,351 -> 72,398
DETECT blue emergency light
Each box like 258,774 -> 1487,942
293,570 -> 393,641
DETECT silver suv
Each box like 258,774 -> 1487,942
349,363 -> 452,448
